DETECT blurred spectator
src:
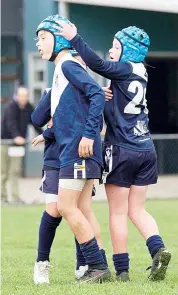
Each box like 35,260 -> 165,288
1,86 -> 43,204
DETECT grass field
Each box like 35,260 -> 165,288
2,200 -> 178,295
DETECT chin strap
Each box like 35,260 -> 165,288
49,52 -> 58,62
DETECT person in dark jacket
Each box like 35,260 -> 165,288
1,86 -> 42,203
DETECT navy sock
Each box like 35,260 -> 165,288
113,253 -> 129,275
146,235 -> 165,258
100,249 -> 108,268
37,211 -> 62,262
80,237 -> 105,269
75,238 -> 86,269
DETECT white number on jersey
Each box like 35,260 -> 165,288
124,81 -> 148,115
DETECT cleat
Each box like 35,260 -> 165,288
75,265 -> 88,280
104,268 -> 112,281
77,266 -> 111,284
147,248 -> 171,281
33,261 -> 51,284
116,271 -> 130,282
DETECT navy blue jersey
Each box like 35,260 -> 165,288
31,72 -> 104,169
43,128 -> 60,169
31,89 -> 60,169
71,34 -> 154,151
51,53 -> 105,168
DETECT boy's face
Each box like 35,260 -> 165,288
36,30 -> 54,60
109,38 -> 122,62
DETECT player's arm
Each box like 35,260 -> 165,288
43,127 -> 55,141
31,89 -> 51,127
62,60 -> 105,140
100,115 -> 104,132
62,60 -> 105,157
29,104 -> 43,134
54,22 -> 132,80
70,34 -> 132,80
32,127 -> 55,147
100,126 -> 106,137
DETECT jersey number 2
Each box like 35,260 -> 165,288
124,81 -> 148,114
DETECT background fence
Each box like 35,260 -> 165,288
153,134 -> 178,174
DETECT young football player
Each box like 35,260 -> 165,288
35,15 -> 110,283
56,22 -> 171,282
31,86 -> 108,284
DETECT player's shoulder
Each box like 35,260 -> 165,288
61,58 -> 86,80
44,88 -> 51,94
54,54 -> 76,71
62,59 -> 79,69
39,88 -> 51,103
62,59 -> 83,74
114,61 -> 133,79
128,62 -> 148,81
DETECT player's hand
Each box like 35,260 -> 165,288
78,137 -> 94,158
14,136 -> 25,145
53,21 -> 77,40
47,118 -> 53,128
31,134 -> 45,147
102,87 -> 113,101
100,127 -> 106,137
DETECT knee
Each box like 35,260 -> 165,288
46,203 -> 61,218
128,208 -> 136,222
78,204 -> 91,217
57,202 -> 66,217
57,202 -> 73,218
128,207 -> 143,222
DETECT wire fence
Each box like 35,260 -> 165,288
1,135 -> 178,176
152,134 -> 178,175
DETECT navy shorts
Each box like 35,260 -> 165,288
40,168 -> 96,196
40,169 -> 59,195
103,145 -> 158,188
59,159 -> 101,179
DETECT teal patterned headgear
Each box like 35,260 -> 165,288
36,15 -> 72,62
115,26 -> 150,63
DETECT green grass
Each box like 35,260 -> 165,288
2,200 -> 178,295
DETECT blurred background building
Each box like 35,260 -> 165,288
1,0 -> 178,177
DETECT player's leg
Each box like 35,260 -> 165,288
75,182 -> 108,279
128,185 -> 171,280
34,201 -> 62,285
106,184 -> 130,282
36,201 -> 62,263
78,182 -> 108,266
34,170 -> 62,285
74,182 -> 95,279
103,146 -> 131,281
57,178 -> 108,283
78,182 -> 102,249
74,237 -> 87,279
73,186 -> 97,278
128,185 -> 160,239
128,149 -> 171,281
